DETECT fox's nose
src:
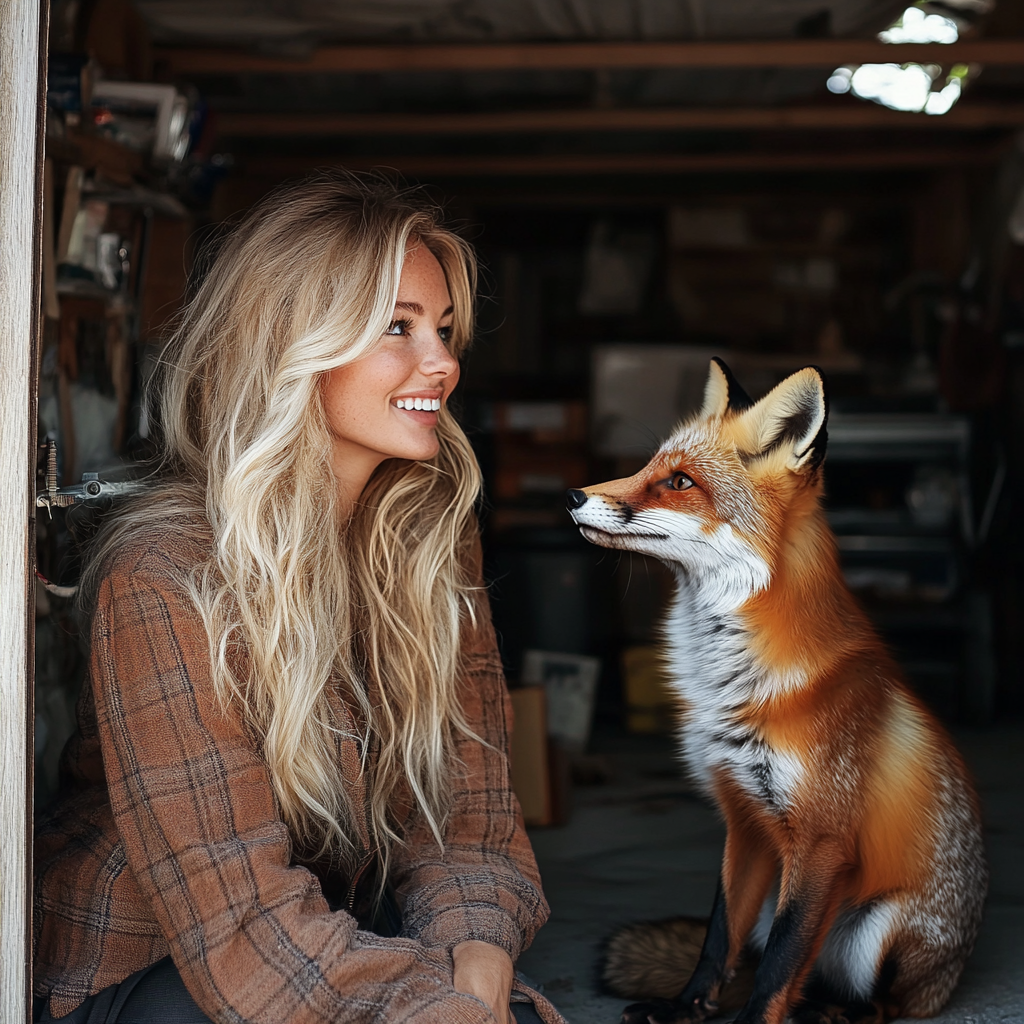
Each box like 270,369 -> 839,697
565,489 -> 588,511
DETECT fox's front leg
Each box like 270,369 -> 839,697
621,826 -> 777,1024
733,839 -> 850,1024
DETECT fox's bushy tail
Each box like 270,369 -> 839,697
602,917 -> 755,1009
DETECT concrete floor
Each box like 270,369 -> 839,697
517,724 -> 1024,1024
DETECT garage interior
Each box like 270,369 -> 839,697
34,1 -> 1024,1020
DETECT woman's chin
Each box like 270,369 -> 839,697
391,436 -> 441,463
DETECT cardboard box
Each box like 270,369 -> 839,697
509,687 -> 551,826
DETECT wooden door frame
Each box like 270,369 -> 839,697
0,1 -> 47,1020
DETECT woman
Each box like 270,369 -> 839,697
34,173 -> 564,1024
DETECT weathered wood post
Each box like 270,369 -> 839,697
0,1 -> 45,1019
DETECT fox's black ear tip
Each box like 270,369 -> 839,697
803,364 -> 830,409
710,356 -> 754,413
800,367 -> 829,470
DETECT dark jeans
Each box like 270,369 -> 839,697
36,956 -> 546,1023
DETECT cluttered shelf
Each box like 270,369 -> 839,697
35,40 -> 226,807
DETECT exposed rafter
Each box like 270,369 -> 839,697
214,103 -> 1024,137
157,38 -> 1024,77
241,145 -> 1003,179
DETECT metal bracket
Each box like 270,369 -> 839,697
36,439 -> 144,517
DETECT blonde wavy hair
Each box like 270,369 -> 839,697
83,171 -> 485,868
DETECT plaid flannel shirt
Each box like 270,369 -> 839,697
34,526 -> 562,1024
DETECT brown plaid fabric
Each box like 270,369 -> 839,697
34,527 -> 564,1024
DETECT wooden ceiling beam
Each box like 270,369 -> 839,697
241,146 -> 1001,178
214,102 -> 1024,137
157,38 -> 1024,77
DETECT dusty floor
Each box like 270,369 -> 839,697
517,723 -> 1024,1024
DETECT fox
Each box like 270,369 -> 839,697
565,359 -> 987,1024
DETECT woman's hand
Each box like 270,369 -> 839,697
452,939 -> 515,1024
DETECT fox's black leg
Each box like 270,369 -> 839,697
620,880 -> 729,1024
731,845 -> 848,1024
674,879 -> 732,1011
619,822 -> 777,1024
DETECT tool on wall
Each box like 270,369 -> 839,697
35,439 -> 146,598
36,438 -> 144,518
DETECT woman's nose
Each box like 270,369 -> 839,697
421,333 -> 459,377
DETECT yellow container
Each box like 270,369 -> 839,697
621,645 -> 679,734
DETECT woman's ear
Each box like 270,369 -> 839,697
731,366 -> 828,472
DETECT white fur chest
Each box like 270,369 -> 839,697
662,585 -> 806,814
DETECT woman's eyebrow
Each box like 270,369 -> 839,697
394,301 -> 454,318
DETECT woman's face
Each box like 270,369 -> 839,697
323,242 -> 460,502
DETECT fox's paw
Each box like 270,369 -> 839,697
792,999 -> 886,1024
620,996 -> 719,1024
620,999 -> 679,1024
792,1005 -> 836,1024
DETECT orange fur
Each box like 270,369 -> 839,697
574,361 -> 986,1024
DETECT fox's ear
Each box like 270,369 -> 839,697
700,357 -> 754,418
736,366 -> 828,472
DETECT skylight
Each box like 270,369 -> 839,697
826,4 -> 969,116
878,6 -> 959,44
827,62 -> 969,115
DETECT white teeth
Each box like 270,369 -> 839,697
396,397 -> 441,411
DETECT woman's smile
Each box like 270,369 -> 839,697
393,392 -> 443,414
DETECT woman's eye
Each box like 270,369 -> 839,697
384,319 -> 411,337
671,471 -> 694,491
438,325 -> 453,345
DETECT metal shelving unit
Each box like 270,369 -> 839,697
824,413 -> 993,722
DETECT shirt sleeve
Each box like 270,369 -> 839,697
390,537 -> 550,961
91,543 -> 496,1024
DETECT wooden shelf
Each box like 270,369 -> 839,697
46,130 -> 145,183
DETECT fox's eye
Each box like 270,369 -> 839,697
671,471 -> 694,491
